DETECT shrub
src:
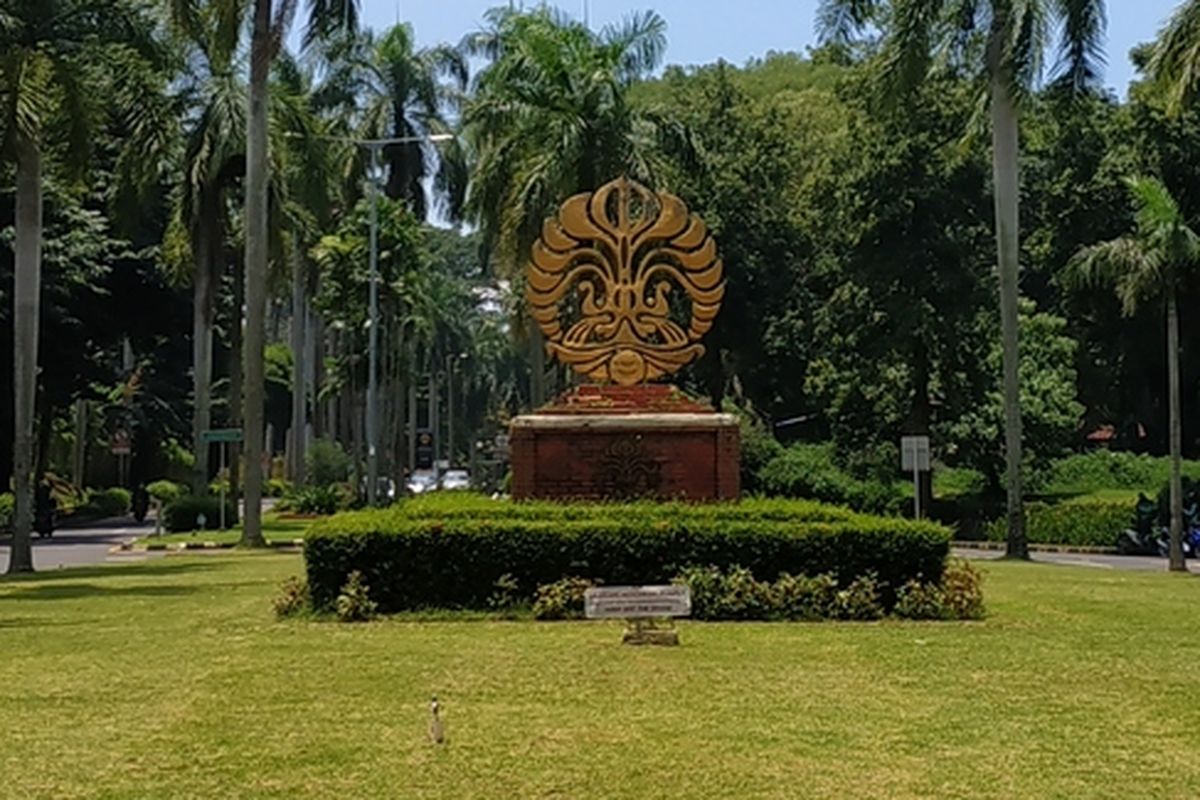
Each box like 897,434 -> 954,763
1036,450 -> 1200,496
146,480 -> 186,504
674,566 -> 773,621
985,500 -> 1130,548
893,580 -> 950,620
82,487 -> 132,518
771,573 -> 838,620
940,558 -> 985,620
306,439 -> 351,487
288,485 -> 341,515
273,577 -> 310,618
162,495 -> 239,532
834,573 -> 884,620
304,497 -> 951,613
732,407 -> 784,493
0,492 -> 13,532
489,573 -> 524,611
532,577 -> 595,620
335,571 -> 377,622
756,443 -> 905,515
265,478 -> 293,498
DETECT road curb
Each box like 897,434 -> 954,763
118,539 -> 305,553
953,541 -> 1119,555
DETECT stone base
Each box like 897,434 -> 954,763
622,622 -> 680,646
510,410 -> 740,501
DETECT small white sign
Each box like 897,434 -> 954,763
585,585 -> 691,619
901,436 -> 931,472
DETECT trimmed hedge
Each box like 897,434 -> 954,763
985,500 -> 1130,548
304,496 -> 950,613
333,493 -> 862,525
82,487 -> 132,518
162,495 -> 239,532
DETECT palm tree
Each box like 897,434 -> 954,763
461,7 -> 687,405
165,0 -> 247,496
818,0 -> 1107,559
272,52 -> 345,485
1152,0 -> 1200,112
1,0 -> 161,573
1069,177 -> 1200,572
240,0 -> 357,547
315,23 -> 468,219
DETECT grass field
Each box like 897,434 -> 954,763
3,554 -> 1200,798
144,515 -> 314,547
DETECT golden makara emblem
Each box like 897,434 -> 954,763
526,177 -> 724,386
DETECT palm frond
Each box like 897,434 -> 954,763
816,0 -> 883,44
1051,0 -> 1106,94
303,0 -> 358,49
880,0 -> 944,94
1150,0 -> 1200,113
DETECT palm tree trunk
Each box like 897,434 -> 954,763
1167,289 -> 1186,571
240,0 -> 272,548
228,255 -> 243,517
8,133 -> 42,574
289,244 -> 307,485
191,227 -> 215,496
991,73 -> 1027,560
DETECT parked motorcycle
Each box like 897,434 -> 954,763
33,481 -> 56,538
132,484 -> 149,523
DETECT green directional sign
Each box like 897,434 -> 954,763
201,428 -> 243,444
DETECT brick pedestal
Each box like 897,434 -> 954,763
510,411 -> 740,501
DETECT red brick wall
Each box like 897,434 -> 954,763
510,418 -> 740,501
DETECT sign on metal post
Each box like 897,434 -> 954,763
415,430 -> 434,470
110,429 -> 131,456
201,428 -> 243,444
586,585 -> 691,646
584,585 -> 692,619
900,436 -> 931,520
201,430 -> 241,531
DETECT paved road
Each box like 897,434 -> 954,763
0,518 -> 157,573
3,526 -> 1198,575
954,547 -> 1200,573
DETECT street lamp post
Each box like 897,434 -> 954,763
365,143 -> 381,506
361,133 -> 453,506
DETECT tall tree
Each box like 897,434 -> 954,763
817,0 -> 1108,558
164,0 -> 247,495
316,23 -> 467,219
1068,176 -> 1200,572
238,0 -> 357,547
462,6 -> 687,405
1,0 -> 161,573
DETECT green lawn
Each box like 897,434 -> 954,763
2,554 -> 1200,798
143,515 -> 315,547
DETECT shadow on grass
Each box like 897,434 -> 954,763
0,616 -> 95,629
0,560 -> 224,584
6,582 -> 203,601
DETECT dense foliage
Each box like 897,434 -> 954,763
8,4 -> 1200,563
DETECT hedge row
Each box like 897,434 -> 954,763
305,499 -> 950,613
985,500 -> 1130,548
336,493 -> 862,525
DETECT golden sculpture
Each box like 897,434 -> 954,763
526,176 -> 724,386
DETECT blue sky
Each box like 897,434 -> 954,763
357,0 -> 1179,95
